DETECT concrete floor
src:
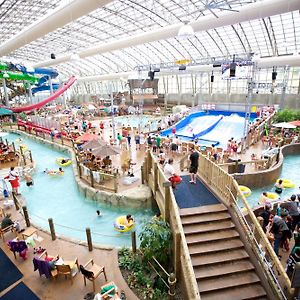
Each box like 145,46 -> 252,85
0,202 -> 139,300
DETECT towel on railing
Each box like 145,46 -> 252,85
92,171 -> 100,183
83,166 -> 90,177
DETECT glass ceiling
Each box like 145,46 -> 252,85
0,0 -> 299,77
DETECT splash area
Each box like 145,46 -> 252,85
4,133 -> 155,247
161,110 -> 257,148
244,154 -> 300,208
115,115 -> 160,132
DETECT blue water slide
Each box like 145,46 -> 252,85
31,84 -> 60,95
161,111 -> 206,137
33,68 -> 59,86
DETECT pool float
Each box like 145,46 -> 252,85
259,192 -> 279,205
114,216 -> 135,233
15,138 -> 22,143
19,144 -> 28,152
47,170 -> 64,177
56,157 -> 72,167
239,185 -> 251,197
276,179 -> 295,188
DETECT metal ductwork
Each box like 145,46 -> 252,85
34,0 -> 300,68
0,0 -> 113,57
76,55 -> 300,83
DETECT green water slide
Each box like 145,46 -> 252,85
0,62 -> 38,83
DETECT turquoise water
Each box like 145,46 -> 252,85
246,154 -> 300,208
5,133 -> 155,247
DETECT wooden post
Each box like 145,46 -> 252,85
90,169 -> 94,187
153,162 -> 158,191
48,218 -> 56,240
86,228 -> 93,251
113,175 -> 118,193
29,151 -> 33,163
19,145 -> 23,155
77,160 -> 82,178
131,231 -> 137,253
168,273 -> 176,300
141,165 -> 145,184
163,182 -> 172,222
61,136 -> 64,145
12,192 -> 20,210
12,142 -> 16,153
22,206 -> 30,227
43,132 -> 45,139
5,138 -> 8,146
174,232 -> 181,278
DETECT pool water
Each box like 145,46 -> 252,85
5,133 -> 155,247
115,115 -> 159,131
245,154 -> 300,208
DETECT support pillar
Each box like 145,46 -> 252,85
2,78 -> 9,107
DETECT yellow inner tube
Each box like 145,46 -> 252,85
19,144 -> 28,152
276,179 -> 295,188
114,216 -> 135,233
239,185 -> 252,197
56,157 -> 72,167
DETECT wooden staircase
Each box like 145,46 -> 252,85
180,203 -> 268,300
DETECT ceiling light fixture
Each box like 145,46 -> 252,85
177,21 -> 195,39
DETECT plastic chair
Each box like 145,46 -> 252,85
80,259 -> 107,292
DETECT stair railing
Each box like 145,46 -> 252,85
226,186 -> 289,300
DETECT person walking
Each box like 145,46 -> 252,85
189,146 -> 199,184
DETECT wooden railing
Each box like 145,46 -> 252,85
143,151 -> 201,300
181,153 -> 291,299
13,125 -> 118,192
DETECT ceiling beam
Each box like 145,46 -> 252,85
0,0 -> 113,57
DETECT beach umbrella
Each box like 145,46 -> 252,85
82,139 -> 107,150
75,133 -> 98,143
0,107 -> 13,116
289,120 -> 300,127
91,144 -> 121,157
272,122 -> 296,129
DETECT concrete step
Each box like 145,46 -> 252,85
200,283 -> 267,300
180,203 -> 227,217
198,271 -> 260,293
194,260 -> 255,279
189,238 -> 243,255
181,212 -> 231,225
191,248 -> 249,267
186,229 -> 239,244
183,220 -> 235,235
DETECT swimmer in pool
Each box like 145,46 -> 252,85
96,210 -> 102,217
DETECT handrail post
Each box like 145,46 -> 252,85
22,206 -> 30,227
48,218 -> 56,240
86,227 -> 93,251
163,182 -> 171,222
168,273 -> 176,300
131,231 -> 137,253
113,175 -> 118,193
174,232 -> 181,279
12,142 -> 16,153
153,162 -> 158,191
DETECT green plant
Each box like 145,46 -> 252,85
139,218 -> 172,267
274,109 -> 298,122
118,248 -> 142,272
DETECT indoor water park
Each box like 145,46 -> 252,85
0,1 -> 300,300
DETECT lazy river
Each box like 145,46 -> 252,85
5,133 -> 155,247
245,154 -> 300,207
